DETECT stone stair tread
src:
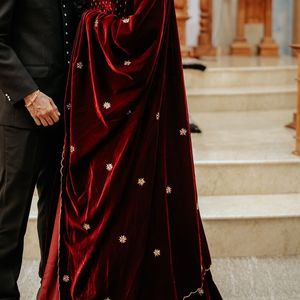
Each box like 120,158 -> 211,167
199,194 -> 300,220
191,110 -> 300,164
184,64 -> 297,72
187,85 -> 296,96
183,55 -> 297,70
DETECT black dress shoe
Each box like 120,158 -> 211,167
183,63 -> 207,72
190,123 -> 202,134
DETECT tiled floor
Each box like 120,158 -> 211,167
20,256 -> 300,300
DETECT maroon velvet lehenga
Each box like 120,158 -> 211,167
39,0 -> 222,299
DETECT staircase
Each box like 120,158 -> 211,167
186,56 -> 300,257
24,56 -> 300,259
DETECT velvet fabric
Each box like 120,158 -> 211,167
39,0 -> 222,299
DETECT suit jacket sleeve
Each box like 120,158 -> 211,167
0,0 -> 38,104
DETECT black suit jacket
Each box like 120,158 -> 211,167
0,0 -> 79,129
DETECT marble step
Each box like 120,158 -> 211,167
183,66 -> 297,90
186,85 -> 296,112
194,160 -> 300,196
24,198 -> 39,260
20,256 -> 300,300
25,194 -> 300,259
192,110 -> 300,196
200,194 -> 300,257
183,56 -> 297,89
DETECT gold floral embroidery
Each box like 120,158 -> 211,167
62,275 -> 70,283
138,178 -> 146,186
83,223 -> 91,231
103,102 -> 111,110
180,128 -> 187,136
124,60 -> 132,66
76,61 -> 84,69
166,186 -> 172,194
119,235 -> 127,244
122,17 -> 130,23
106,164 -> 113,171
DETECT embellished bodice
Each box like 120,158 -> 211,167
87,0 -> 128,16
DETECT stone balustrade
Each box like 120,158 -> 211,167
175,0 -> 280,57
290,44 -> 300,156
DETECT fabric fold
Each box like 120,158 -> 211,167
39,1 -> 222,299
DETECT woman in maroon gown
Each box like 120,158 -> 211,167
39,0 -> 222,299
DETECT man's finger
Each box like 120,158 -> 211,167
49,99 -> 61,116
39,117 -> 49,127
33,117 -> 41,126
49,109 -> 60,122
45,116 -> 54,126
28,110 -> 42,126
50,112 -> 60,123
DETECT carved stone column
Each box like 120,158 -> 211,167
290,45 -> 300,155
193,0 -> 216,58
231,0 -> 278,56
258,0 -> 279,56
230,0 -> 251,55
175,0 -> 191,57
293,0 -> 300,56
286,1 -> 300,129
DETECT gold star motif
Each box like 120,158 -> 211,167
94,19 -> 99,27
106,164 -> 113,171
70,146 -> 75,153
197,288 -> 205,296
156,112 -> 160,120
124,60 -> 132,66
122,17 -> 130,23
119,235 -> 127,244
138,178 -> 146,186
62,275 -> 70,283
153,249 -> 161,257
166,186 -> 172,194
66,103 -> 71,110
76,61 -> 84,69
180,128 -> 187,136
82,223 -> 91,231
103,102 -> 111,110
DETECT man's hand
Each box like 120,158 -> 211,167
24,91 -> 61,126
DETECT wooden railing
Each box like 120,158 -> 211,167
290,44 -> 300,156
175,0 -> 278,57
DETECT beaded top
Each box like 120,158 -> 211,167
87,0 -> 128,16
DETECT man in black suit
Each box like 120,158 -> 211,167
0,1 -> 82,298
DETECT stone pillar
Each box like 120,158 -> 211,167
175,0 -> 191,57
290,45 -> 300,155
258,0 -> 279,56
293,0 -> 300,55
193,0 -> 216,57
231,0 -> 278,56
230,0 -> 251,55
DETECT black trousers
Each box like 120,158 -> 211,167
0,124 -> 63,300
